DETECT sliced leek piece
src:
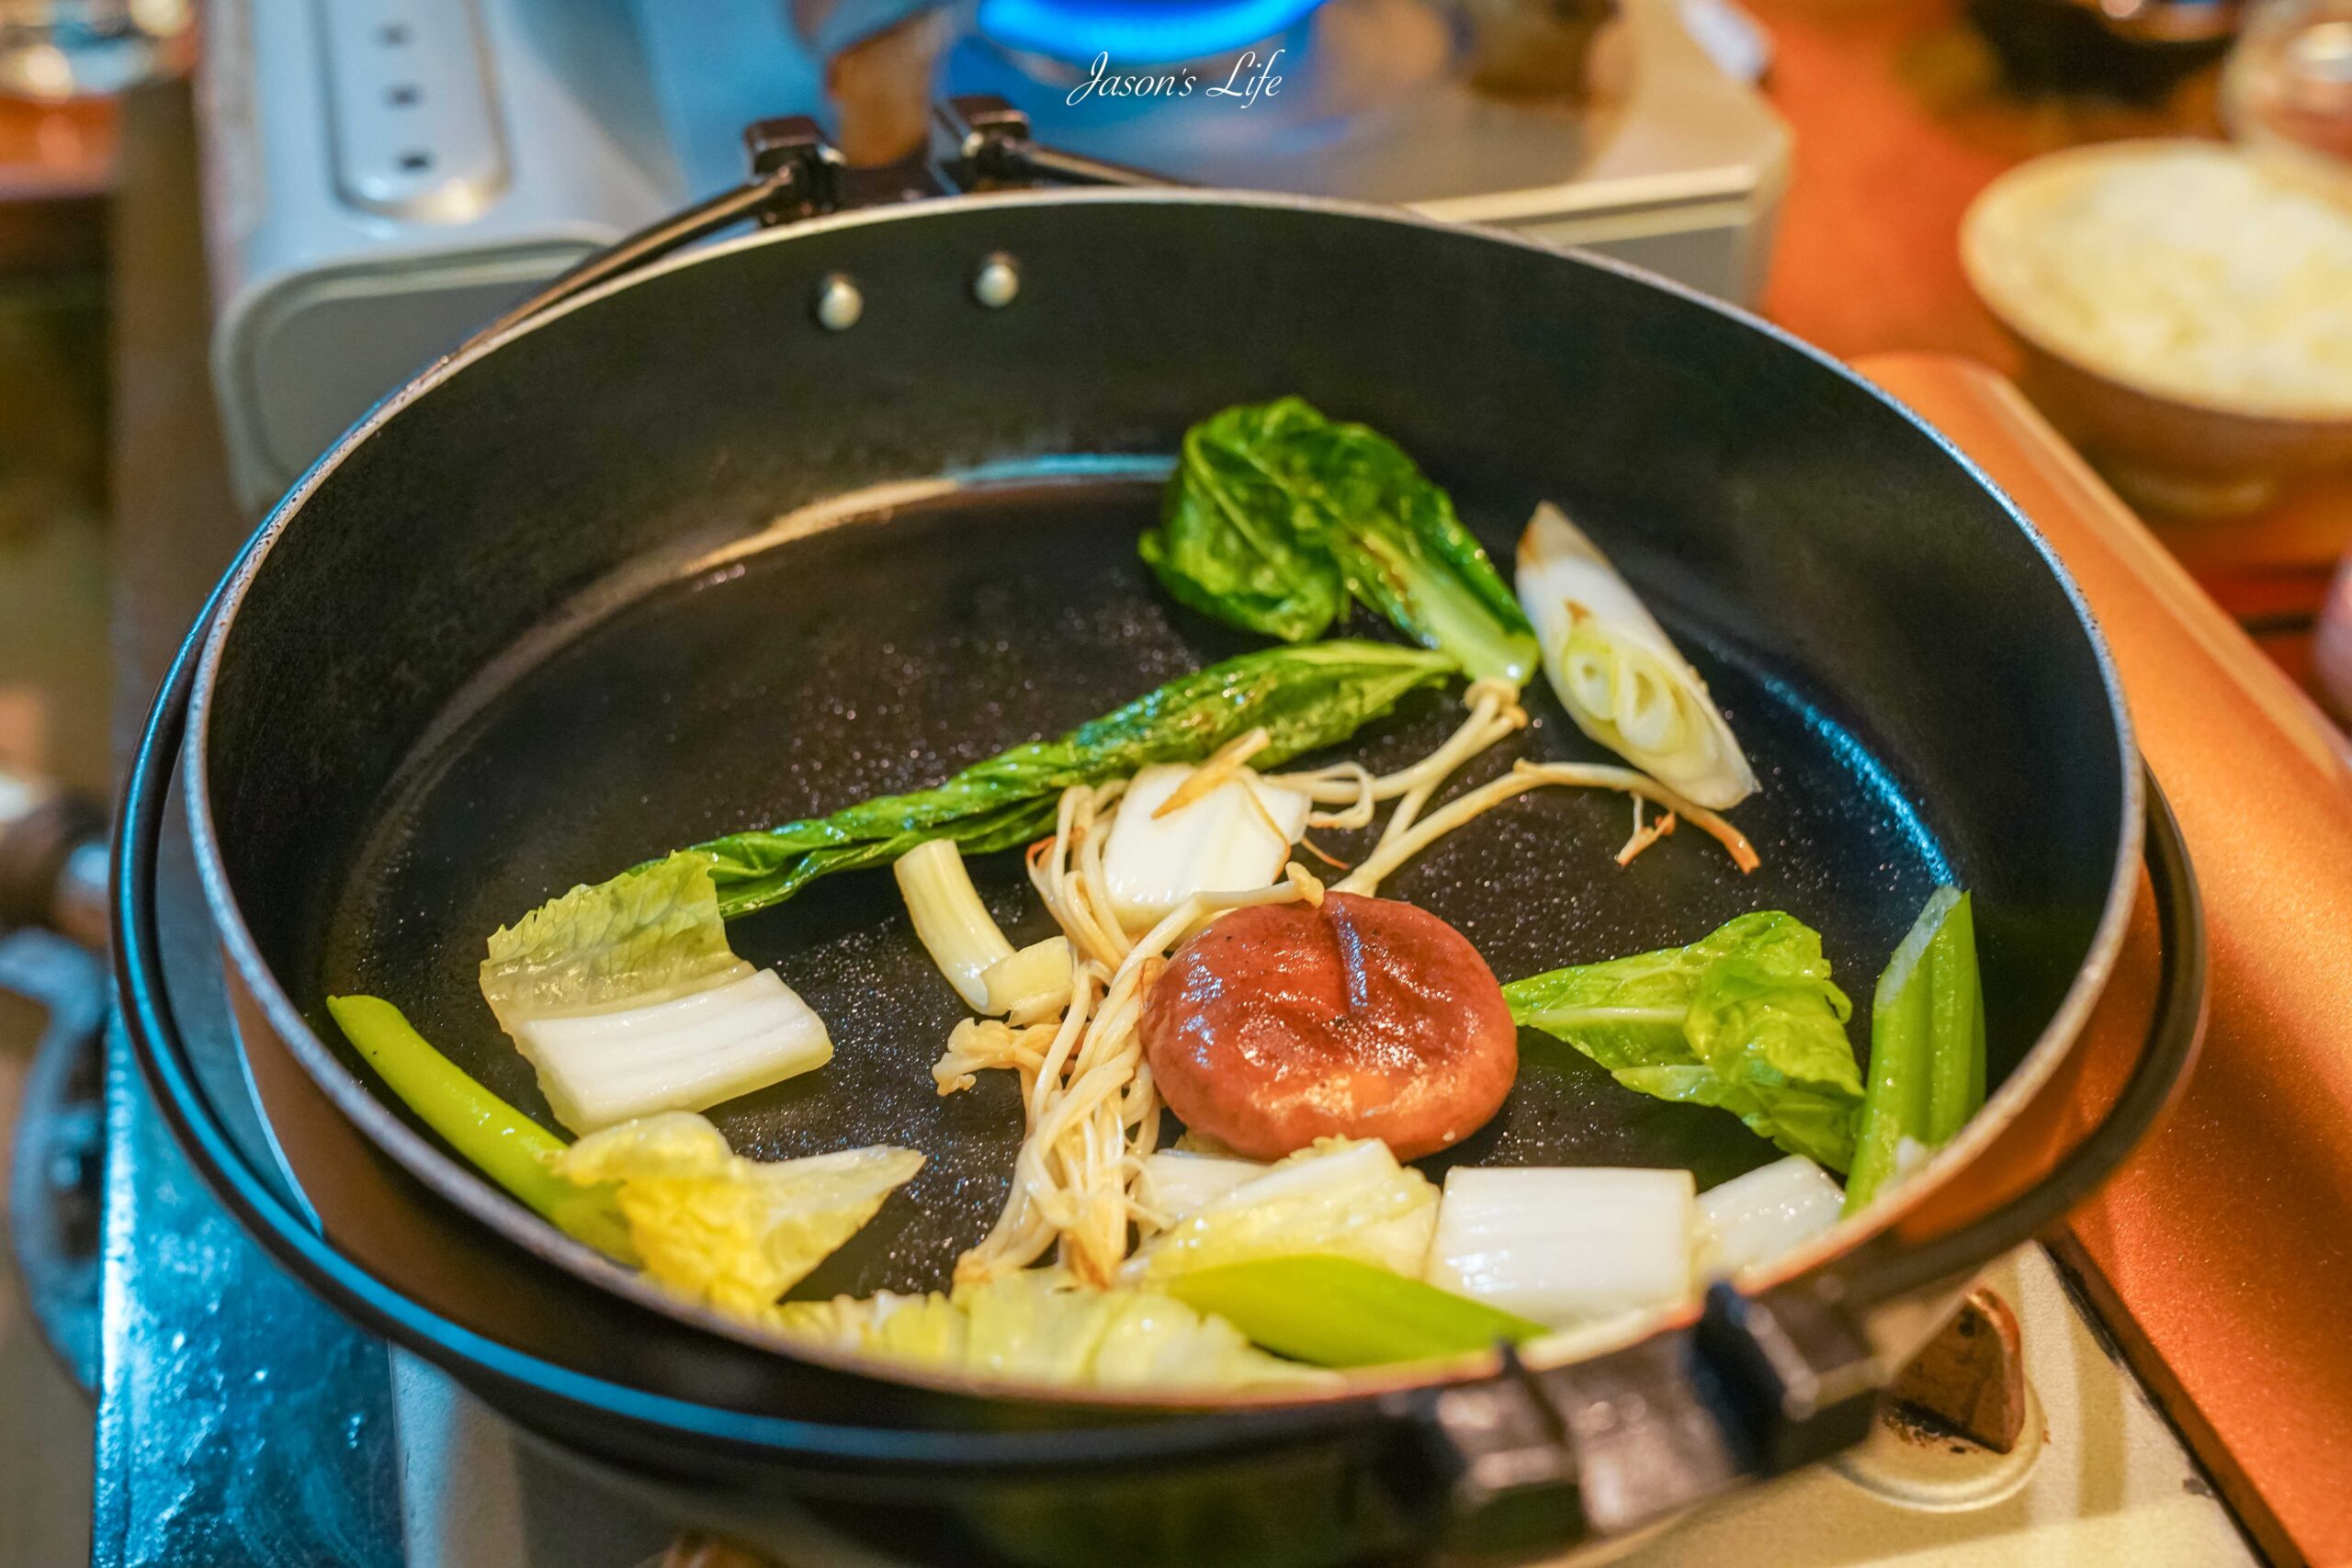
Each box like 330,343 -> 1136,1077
1163,1255 -> 1544,1368
1844,886 -> 1984,1213
1515,502 -> 1757,810
980,937 -> 1074,1021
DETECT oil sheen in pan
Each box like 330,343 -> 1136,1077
315,474 -> 1948,1301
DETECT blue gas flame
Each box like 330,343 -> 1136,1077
976,0 -> 1328,64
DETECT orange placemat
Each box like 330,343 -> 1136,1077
1864,353 -> 2352,1568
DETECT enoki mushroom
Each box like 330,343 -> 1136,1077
1616,796 -> 1679,866
946,809 -> 1324,1289
1263,676 -> 1528,840
1336,760 -> 1759,896
1025,780 -> 1131,972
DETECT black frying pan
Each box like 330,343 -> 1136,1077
119,107 -> 2199,1566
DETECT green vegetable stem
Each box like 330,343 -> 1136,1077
324,994 -> 636,1262
690,639 -> 1453,919
1161,1255 -> 1546,1367
1843,887 -> 1986,1213
1143,399 -> 1538,687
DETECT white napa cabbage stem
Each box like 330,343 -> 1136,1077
948,772 -> 1326,1290
1516,502 -> 1757,811
893,839 -> 1017,1010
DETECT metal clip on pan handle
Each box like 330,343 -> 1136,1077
933,94 -> 1170,192
472,97 -> 1163,349
1414,771 -> 2205,1555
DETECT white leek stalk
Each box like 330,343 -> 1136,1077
894,838 -> 1017,1010
514,970 -> 832,1134
980,937 -> 1074,1021
1136,1150 -> 1267,1225
1100,762 -> 1310,933
1425,1166 -> 1695,1326
1515,502 -> 1757,809
1693,1155 -> 1845,1280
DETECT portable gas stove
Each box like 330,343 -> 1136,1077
31,53 -> 2351,1568
62,247 -> 2279,1565
197,0 -> 1786,512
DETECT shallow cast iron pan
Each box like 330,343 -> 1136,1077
120,107 -> 2203,1564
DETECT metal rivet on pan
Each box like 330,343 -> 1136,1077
972,253 -> 1021,310
814,273 -> 864,331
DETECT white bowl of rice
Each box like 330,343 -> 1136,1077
1962,139 -> 2352,517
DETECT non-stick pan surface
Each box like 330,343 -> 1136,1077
322,472 -> 1951,1301
182,190 -> 2136,1412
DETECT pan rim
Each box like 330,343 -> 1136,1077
177,184 -> 2145,1419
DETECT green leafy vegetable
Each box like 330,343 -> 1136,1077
772,1269 -> 1333,1391
1161,1256 -> 1546,1368
479,850 -> 752,1033
1145,400 -> 1349,643
688,639 -> 1453,919
324,994 -> 636,1261
1144,399 -> 1538,686
1503,911 -> 1865,1170
1843,888 -> 1985,1213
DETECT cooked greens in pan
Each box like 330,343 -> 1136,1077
330,401 -> 1985,1393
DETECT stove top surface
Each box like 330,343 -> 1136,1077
203,0 -> 1788,509
631,0 -> 1781,217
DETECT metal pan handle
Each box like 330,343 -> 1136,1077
469,97 -> 1165,350
1409,772 -> 2206,1553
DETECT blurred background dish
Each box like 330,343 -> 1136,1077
0,0 -> 188,101
1965,0 -> 2241,101
2224,0 -> 2352,171
1962,138 -> 2352,516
